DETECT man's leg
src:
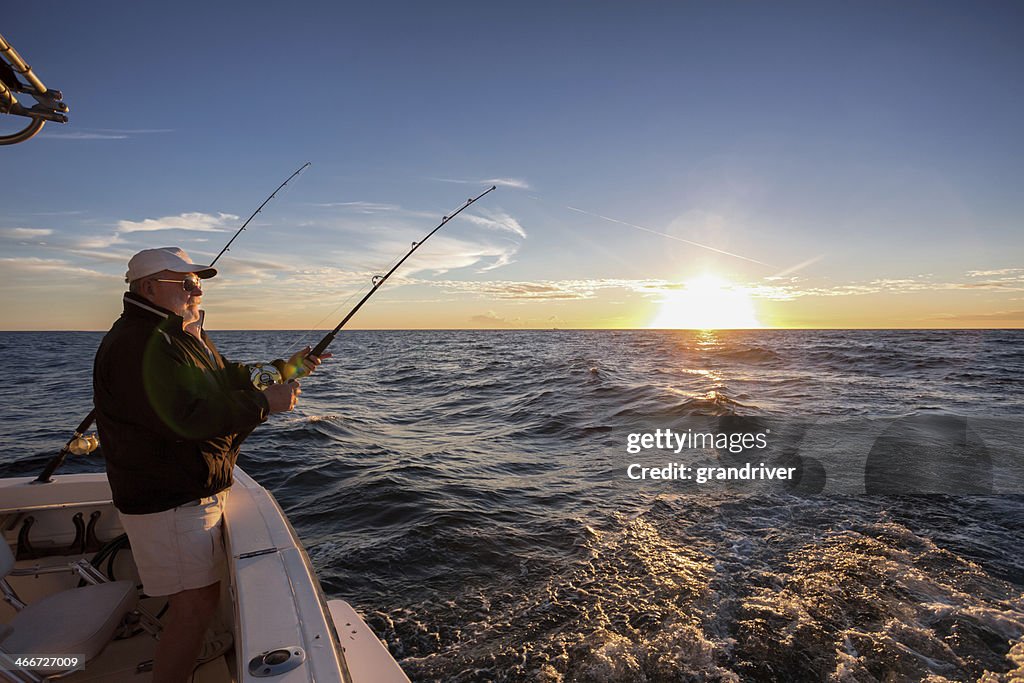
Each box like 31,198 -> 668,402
119,494 -> 229,682
153,581 -> 221,683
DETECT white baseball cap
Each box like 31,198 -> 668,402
125,247 -> 217,283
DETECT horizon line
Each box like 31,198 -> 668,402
1,326 -> 1021,333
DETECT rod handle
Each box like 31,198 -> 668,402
310,333 -> 334,359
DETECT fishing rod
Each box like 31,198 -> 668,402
34,162 -> 312,483
250,184 -> 498,389
212,162 -> 310,264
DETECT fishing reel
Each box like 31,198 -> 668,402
250,346 -> 321,391
249,362 -> 284,391
68,433 -> 99,456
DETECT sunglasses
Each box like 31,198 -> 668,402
154,273 -> 202,293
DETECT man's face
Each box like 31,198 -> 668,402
144,269 -> 203,326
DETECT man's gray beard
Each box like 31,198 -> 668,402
182,305 -> 201,326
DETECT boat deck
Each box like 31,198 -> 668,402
1,470 -> 409,683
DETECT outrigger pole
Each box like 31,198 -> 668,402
0,32 -> 69,146
34,162 -> 312,483
253,185 -> 498,387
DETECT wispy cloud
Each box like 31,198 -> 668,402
469,311 -> 521,327
0,257 -> 114,279
432,177 -> 531,190
67,248 -> 139,264
383,235 -> 520,275
479,254 -> 513,272
484,178 -> 530,190
93,128 -> 174,134
312,201 -> 402,213
73,233 -> 126,249
315,214 -> 526,275
201,255 -> 294,278
117,212 -> 239,234
43,128 -> 174,141
425,270 -> 1024,305
745,272 -> 1024,300
432,278 -> 650,300
44,132 -> 129,140
744,278 -> 940,301
255,237 -> 523,295
966,268 -> 1024,278
271,266 -> 382,294
927,310 -> 1024,322
0,228 -> 53,239
459,210 -> 527,239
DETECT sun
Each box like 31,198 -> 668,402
650,274 -> 760,329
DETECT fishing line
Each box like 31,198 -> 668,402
282,188 -> 485,351
253,185 -> 498,388
284,248 -> 411,352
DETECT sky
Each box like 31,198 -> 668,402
2,1 -> 1023,330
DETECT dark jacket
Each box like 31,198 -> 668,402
94,293 -> 270,514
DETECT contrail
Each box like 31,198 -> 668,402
771,254 -> 824,278
564,205 -> 772,267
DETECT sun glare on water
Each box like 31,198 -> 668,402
650,274 -> 761,329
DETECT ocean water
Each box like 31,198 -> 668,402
1,329 -> 1023,682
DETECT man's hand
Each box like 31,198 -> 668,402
264,380 -> 301,414
283,346 -> 333,381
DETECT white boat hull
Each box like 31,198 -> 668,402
0,468 -> 408,683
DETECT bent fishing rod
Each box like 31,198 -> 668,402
34,162 -> 311,483
250,184 -> 498,389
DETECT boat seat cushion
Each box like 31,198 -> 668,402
3,579 -> 137,664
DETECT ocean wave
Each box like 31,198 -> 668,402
675,390 -> 750,416
3,330 -> 1023,682
713,346 -> 783,363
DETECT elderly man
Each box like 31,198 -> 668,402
93,247 -> 326,683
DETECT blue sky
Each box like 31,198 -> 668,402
3,1 -> 1023,329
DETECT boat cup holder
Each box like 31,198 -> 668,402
248,646 -> 307,677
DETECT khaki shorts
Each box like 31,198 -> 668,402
119,492 -> 228,597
